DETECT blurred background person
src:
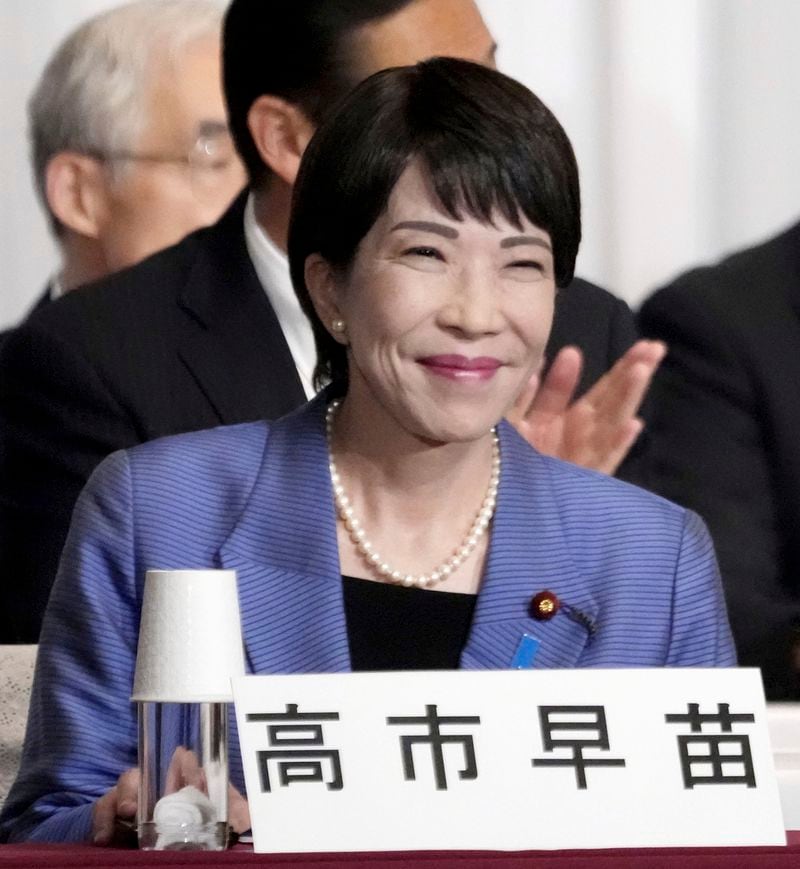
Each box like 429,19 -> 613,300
1,0 -> 245,341
637,217 -> 800,700
0,0 -> 657,644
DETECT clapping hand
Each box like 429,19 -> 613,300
507,340 -> 666,475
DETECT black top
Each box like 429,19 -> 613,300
342,575 -> 477,671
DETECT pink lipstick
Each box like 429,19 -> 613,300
418,354 -> 502,381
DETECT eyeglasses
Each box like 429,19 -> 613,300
92,126 -> 245,201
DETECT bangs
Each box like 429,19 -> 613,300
420,147 -> 535,233
405,74 -> 575,256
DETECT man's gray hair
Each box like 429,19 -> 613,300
29,0 -> 224,232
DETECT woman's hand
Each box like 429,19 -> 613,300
164,746 -> 207,794
228,784 -> 251,834
163,747 -> 251,833
164,747 -> 252,834
508,340 -> 666,475
92,768 -> 139,846
91,757 -> 251,846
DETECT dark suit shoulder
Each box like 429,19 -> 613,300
22,230 -> 207,337
0,237 -> 204,415
548,276 -> 637,395
18,191 -> 250,342
643,218 -> 800,319
562,275 -> 631,311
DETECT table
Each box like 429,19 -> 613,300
1,835 -> 799,869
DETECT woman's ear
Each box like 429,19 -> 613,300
247,96 -> 315,186
304,254 -> 348,344
45,152 -> 110,238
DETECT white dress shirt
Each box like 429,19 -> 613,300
243,195 -> 317,400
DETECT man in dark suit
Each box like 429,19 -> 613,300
0,0 -> 662,642
637,218 -> 800,698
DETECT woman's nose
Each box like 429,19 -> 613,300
437,273 -> 503,337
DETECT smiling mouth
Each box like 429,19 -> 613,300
417,355 -> 502,381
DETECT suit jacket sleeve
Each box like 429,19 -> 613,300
637,282 -> 793,691
666,509 -> 736,667
0,451 -> 139,843
0,315 -> 141,642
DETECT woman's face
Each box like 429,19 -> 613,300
321,162 -> 556,443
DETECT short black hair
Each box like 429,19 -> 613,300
288,57 -> 582,392
223,0 -> 415,188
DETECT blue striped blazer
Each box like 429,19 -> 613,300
0,395 -> 735,843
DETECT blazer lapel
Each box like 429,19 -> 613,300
176,192 -> 306,425
219,396 -> 351,675
460,424 -> 596,671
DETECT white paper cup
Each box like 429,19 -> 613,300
132,569 -> 245,702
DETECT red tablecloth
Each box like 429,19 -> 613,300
1,835 -> 799,869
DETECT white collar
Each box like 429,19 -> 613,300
243,194 -> 317,400
49,274 -> 64,301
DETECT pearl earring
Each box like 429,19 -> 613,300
331,318 -> 346,334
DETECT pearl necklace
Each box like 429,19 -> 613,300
325,400 -> 500,589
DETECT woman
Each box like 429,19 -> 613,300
0,58 -> 734,845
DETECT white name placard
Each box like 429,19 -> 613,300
233,668 -> 784,853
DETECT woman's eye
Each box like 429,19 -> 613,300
507,259 -> 544,271
404,246 -> 443,260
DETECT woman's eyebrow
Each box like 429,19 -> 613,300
501,235 -> 552,251
391,220 -> 459,239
